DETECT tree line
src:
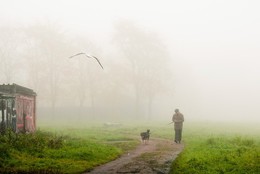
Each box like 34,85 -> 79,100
0,20 -> 174,122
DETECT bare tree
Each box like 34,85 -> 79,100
23,30 -> 45,94
0,26 -> 21,83
113,20 -> 172,120
24,24 -> 69,118
68,37 -> 104,119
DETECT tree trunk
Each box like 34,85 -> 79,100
147,96 -> 153,121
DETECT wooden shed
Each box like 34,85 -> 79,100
0,83 -> 36,133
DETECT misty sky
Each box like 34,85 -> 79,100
1,0 -> 260,122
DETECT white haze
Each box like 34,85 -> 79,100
1,0 -> 260,123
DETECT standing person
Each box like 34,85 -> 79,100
172,109 -> 184,144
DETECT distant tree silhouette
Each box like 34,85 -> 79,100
113,20 -> 172,120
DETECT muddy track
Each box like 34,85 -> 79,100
85,138 -> 184,174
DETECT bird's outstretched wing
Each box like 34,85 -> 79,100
87,55 -> 104,69
69,52 -> 104,69
68,52 -> 85,58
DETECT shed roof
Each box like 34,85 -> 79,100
0,83 -> 36,97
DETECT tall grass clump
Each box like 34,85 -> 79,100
0,129 -> 65,173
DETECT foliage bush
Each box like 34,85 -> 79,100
0,129 -> 65,154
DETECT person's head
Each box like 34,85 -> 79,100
175,109 -> 179,113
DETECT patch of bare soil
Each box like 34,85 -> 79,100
85,138 -> 184,174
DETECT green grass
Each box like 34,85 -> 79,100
0,121 -> 259,173
0,127 -> 136,174
170,122 -> 260,174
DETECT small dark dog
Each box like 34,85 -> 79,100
140,129 -> 150,144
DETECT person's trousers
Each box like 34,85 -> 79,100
175,129 -> 182,142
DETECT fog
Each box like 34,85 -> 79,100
1,0 -> 260,124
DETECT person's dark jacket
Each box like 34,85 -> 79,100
172,112 -> 184,129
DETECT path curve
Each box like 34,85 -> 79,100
84,138 -> 184,174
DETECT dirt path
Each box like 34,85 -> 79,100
85,138 -> 184,174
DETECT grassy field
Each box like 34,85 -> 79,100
0,121 -> 259,173
170,122 -> 260,174
0,124 -> 140,174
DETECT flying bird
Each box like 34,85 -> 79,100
69,52 -> 104,69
